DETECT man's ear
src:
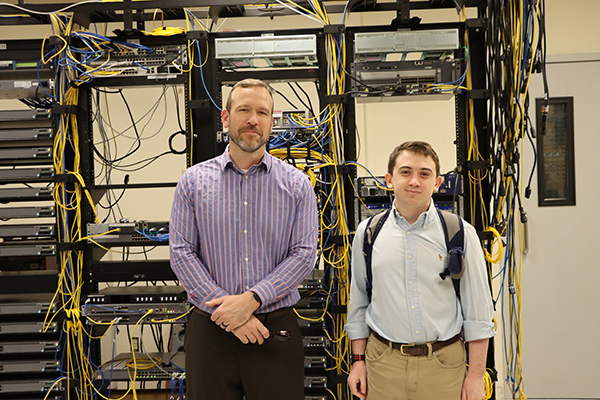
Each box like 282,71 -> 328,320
433,175 -> 443,193
221,108 -> 229,128
385,173 -> 393,189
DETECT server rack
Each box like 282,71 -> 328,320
0,1 -> 497,399
0,294 -> 62,400
0,45 -> 61,399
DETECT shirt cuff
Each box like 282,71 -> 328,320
344,322 -> 371,341
251,281 -> 276,307
196,287 -> 229,312
462,320 -> 497,342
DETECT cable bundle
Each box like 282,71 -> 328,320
484,1 -> 547,399
38,10 -> 197,399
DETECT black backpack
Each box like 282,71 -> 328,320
362,208 -> 465,301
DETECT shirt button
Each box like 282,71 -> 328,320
245,257 -> 248,262
246,286 -> 249,290
416,331 -> 420,334
407,231 -> 411,235
408,255 -> 412,259
409,281 -> 413,285
244,230 -> 247,234
411,305 -> 415,309
244,201 -> 248,206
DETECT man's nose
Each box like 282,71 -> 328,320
247,111 -> 259,125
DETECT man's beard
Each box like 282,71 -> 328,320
230,129 -> 268,153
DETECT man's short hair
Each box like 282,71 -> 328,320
226,78 -> 275,114
387,141 -> 441,177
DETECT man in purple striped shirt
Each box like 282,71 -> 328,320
169,78 -> 319,400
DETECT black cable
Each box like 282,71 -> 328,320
294,82 -> 315,117
158,325 -> 164,352
108,153 -> 168,171
139,325 -> 145,352
157,41 -> 193,69
169,130 -> 187,155
524,114 -> 537,199
345,88 -> 396,96
286,82 -> 312,114
126,325 -> 132,349
98,174 -> 129,222
91,89 -> 142,165
168,324 -> 174,351
273,88 -> 300,110
150,324 -> 162,353
92,88 -> 115,185
169,86 -> 189,155
95,127 -> 186,173
171,85 -> 187,133
339,59 -> 403,96
93,87 -> 123,94
340,63 -> 380,93
488,0 -> 516,227
92,85 -> 171,221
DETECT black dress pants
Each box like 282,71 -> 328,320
185,308 -> 304,400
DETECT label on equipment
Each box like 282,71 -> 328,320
14,81 -> 32,89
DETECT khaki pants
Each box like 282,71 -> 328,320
365,333 -> 467,400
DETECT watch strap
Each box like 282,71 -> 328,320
252,291 -> 262,306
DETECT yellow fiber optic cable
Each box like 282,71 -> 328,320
150,306 -> 195,323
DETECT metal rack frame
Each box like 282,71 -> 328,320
0,2 -> 495,399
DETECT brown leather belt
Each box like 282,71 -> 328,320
372,331 -> 461,357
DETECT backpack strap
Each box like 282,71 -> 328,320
362,209 -> 390,302
437,208 -> 465,298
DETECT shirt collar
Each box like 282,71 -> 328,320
219,145 -> 272,174
391,198 -> 437,228
423,199 -> 439,225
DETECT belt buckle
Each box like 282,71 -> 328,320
400,343 -> 416,356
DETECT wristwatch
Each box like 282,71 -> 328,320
351,354 -> 366,364
252,291 -> 262,307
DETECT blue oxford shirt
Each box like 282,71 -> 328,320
345,200 -> 496,344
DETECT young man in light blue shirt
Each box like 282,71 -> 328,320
345,141 -> 496,400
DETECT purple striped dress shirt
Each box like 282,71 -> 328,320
169,147 -> 319,314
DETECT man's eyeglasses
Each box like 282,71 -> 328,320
269,330 -> 292,341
